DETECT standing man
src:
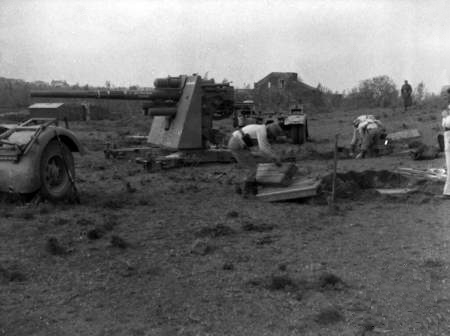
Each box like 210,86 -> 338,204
350,115 -> 387,159
442,103 -> 450,196
228,123 -> 285,197
401,80 -> 413,112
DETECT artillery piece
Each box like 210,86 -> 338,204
0,75 -> 233,201
31,75 -> 234,150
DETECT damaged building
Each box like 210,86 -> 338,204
253,72 -> 327,113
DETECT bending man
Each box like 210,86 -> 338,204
228,123 -> 284,197
350,115 -> 386,159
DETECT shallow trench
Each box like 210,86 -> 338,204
320,170 -> 443,199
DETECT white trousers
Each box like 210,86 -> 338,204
444,131 -> 450,195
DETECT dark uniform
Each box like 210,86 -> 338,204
401,80 -> 412,111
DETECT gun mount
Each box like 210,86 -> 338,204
31,75 -> 234,150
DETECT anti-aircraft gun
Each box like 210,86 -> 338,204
31,75 -> 234,150
0,75 -> 232,201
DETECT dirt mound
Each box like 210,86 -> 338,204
87,228 -> 105,240
299,146 -> 351,161
317,272 -> 347,291
195,224 -> 235,238
320,170 -> 410,199
249,272 -> 347,295
0,264 -> 26,283
110,235 -> 129,249
410,144 -> 440,160
314,307 -> 344,325
248,274 -> 307,293
45,237 -> 68,255
241,221 -> 275,232
267,274 -> 299,291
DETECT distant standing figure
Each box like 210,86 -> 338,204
442,104 -> 450,196
350,115 -> 387,159
401,80 -> 413,112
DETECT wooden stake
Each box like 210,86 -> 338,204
331,134 -> 339,205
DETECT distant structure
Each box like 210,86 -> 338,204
253,72 -> 326,113
50,80 -> 70,88
29,103 -> 82,120
28,102 -> 108,121
234,88 -> 254,103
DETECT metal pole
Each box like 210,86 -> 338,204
55,130 -> 80,203
331,134 -> 339,205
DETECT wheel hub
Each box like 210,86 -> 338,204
45,157 -> 64,187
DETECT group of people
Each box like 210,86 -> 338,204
228,114 -> 386,197
229,84 -> 450,198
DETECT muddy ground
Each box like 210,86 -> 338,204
1,106 -> 450,336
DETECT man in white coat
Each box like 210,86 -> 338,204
442,105 -> 450,196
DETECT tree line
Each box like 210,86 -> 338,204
0,75 -> 446,111
318,75 -> 446,110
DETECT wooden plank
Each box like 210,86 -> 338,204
256,178 -> 321,202
104,146 -> 156,159
376,188 -> 418,195
125,135 -> 147,140
124,135 -> 148,145
387,129 -> 421,142
395,167 -> 447,181
255,163 -> 298,186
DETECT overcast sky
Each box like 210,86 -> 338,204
1,0 -> 449,93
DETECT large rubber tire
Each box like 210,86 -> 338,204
39,140 -> 75,201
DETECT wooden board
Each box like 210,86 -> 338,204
256,178 -> 321,202
387,129 -> 421,142
376,188 -> 418,195
104,147 -> 156,159
255,163 -> 298,186
124,135 -> 148,145
395,167 -> 447,181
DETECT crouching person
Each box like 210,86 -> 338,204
350,115 -> 387,159
228,123 -> 285,197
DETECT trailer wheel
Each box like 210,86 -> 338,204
39,140 -> 75,201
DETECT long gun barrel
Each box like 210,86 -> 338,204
29,75 -> 235,150
30,89 -> 182,101
31,76 -> 186,101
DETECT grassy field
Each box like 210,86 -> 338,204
1,105 -> 450,336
